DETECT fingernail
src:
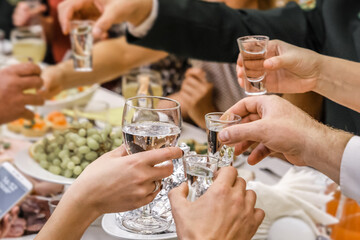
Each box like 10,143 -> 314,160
265,59 -> 273,68
93,27 -> 102,37
219,130 -> 229,142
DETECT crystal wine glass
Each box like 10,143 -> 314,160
121,96 -> 182,234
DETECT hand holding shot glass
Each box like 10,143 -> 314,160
237,35 -> 269,95
70,20 -> 94,72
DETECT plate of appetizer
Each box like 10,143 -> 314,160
14,121 -> 123,185
3,111 -> 70,141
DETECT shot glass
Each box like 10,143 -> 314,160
205,112 -> 242,167
183,155 -> 218,202
237,35 -> 269,95
70,20 -> 94,72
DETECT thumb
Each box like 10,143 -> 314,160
93,6 -> 119,39
168,183 -> 189,206
264,54 -> 299,71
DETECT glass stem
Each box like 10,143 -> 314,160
142,204 -> 152,218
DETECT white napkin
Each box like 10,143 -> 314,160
248,167 -> 338,239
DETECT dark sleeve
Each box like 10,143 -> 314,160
127,0 -> 325,63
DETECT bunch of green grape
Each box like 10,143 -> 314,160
33,121 -> 123,178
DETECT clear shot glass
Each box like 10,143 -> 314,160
70,20 -> 94,72
237,35 -> 269,95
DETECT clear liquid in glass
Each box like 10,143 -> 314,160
70,25 -> 93,72
186,165 -> 214,202
207,126 -> 234,167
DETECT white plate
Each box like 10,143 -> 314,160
37,84 -> 99,115
179,122 -> 207,143
102,214 -> 177,240
2,125 -> 47,142
14,149 -> 75,185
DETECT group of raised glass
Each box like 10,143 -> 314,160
117,95 -> 242,235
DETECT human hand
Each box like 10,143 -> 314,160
0,64 -> 44,124
237,40 -> 321,93
0,206 -> 20,238
63,146 -> 182,215
179,68 -> 215,128
218,95 -> 352,183
169,167 -> 264,240
41,66 -> 64,99
58,0 -> 152,38
12,2 -> 47,27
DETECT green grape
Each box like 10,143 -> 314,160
114,130 -> 122,139
54,148 -> 61,156
73,166 -> 82,176
111,146 -> 117,151
100,132 -> 108,141
34,144 -> 45,153
63,169 -> 73,178
56,136 -> 65,145
39,160 -> 49,169
59,149 -> 70,159
104,141 -> 112,151
113,138 -> 122,147
110,132 -> 116,140
67,141 -> 76,150
104,124 -> 112,135
72,121 -> 81,128
60,161 -> 68,170
52,158 -> 61,166
78,146 -> 90,154
87,128 -> 97,136
38,153 -> 47,162
80,161 -> 90,169
65,132 -> 73,140
85,151 -> 98,161
87,137 -> 99,150
69,133 -> 79,142
75,137 -> 86,147
47,153 -> 56,162
71,156 -> 81,165
49,165 -> 62,175
67,161 -> 75,170
91,134 -> 102,143
78,128 -> 86,137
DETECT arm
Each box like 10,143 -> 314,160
57,0 -> 324,63
35,146 -> 182,240
42,37 -> 167,98
127,0 -> 324,62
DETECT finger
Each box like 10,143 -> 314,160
233,177 -> 247,195
245,189 -> 257,209
264,54 -> 298,71
168,182 -> 189,206
185,68 -> 206,80
236,65 -> 245,88
151,160 -> 174,180
19,109 -> 35,120
183,76 -> 203,89
224,96 -> 267,118
247,143 -> 272,165
234,141 -> 254,155
254,208 -> 266,224
218,121 -> 265,146
141,147 -> 183,166
110,144 -> 128,157
21,94 -> 45,106
241,114 -> 261,123
212,167 -> 238,187
29,4 -> 47,15
143,186 -> 162,205
18,76 -> 43,90
10,63 -> 41,76
93,6 -> 119,39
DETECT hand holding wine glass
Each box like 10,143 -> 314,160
121,96 -> 182,234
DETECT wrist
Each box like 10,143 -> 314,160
313,54 -> 328,93
304,121 -> 353,183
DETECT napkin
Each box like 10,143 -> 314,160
248,167 -> 338,239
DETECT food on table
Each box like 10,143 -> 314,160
46,111 -> 69,130
179,139 -> 208,154
50,86 -> 89,101
7,115 -> 49,137
31,121 -> 123,178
